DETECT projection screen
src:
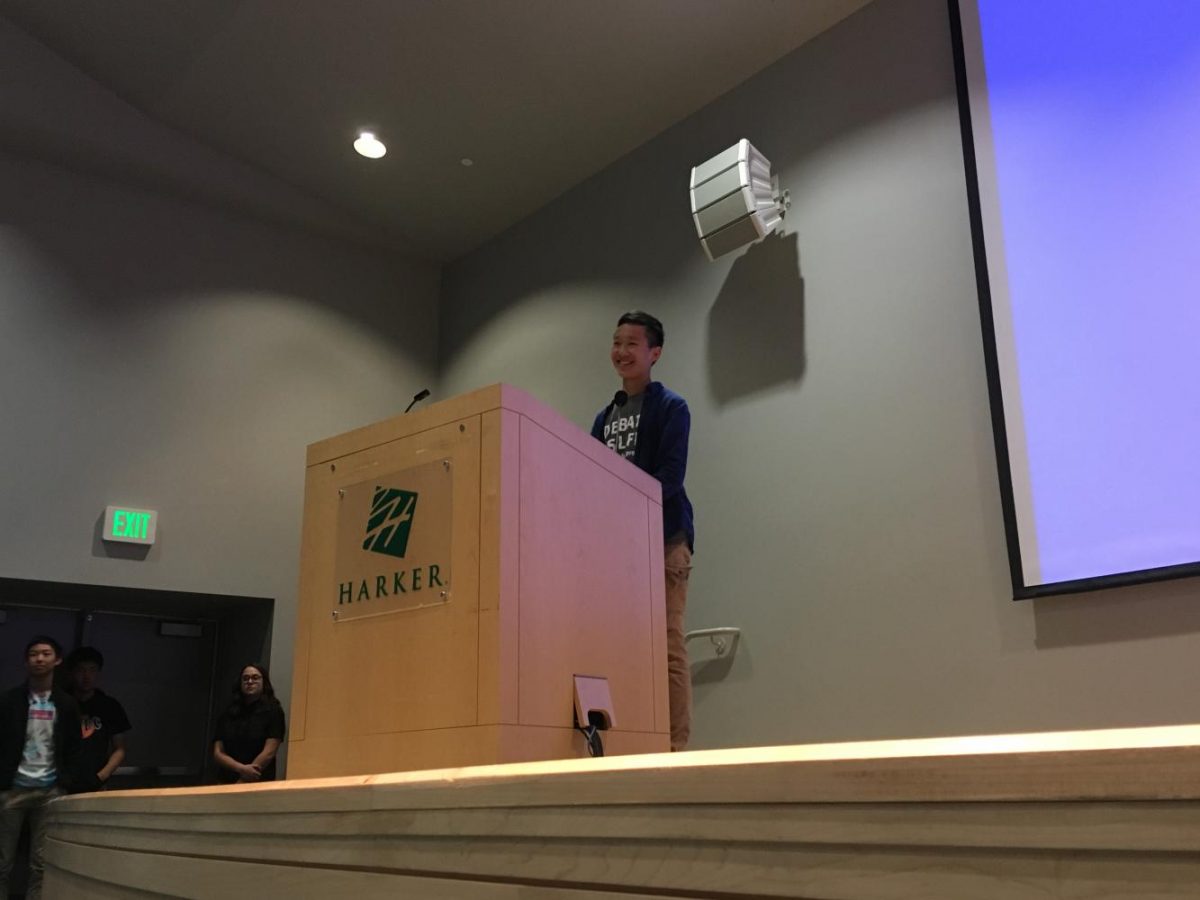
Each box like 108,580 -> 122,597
950,0 -> 1200,597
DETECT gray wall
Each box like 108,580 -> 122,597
0,20 -> 440,746
440,0 -> 1200,748
6,0 -> 1200,764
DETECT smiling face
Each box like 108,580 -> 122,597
240,666 -> 265,701
611,323 -> 661,387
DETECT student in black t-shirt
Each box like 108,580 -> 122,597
213,663 -> 285,784
66,646 -> 131,791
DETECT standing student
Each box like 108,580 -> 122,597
66,646 -> 132,791
213,663 -> 285,784
591,310 -> 696,751
0,635 -> 83,899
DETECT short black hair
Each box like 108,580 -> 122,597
66,646 -> 104,670
617,310 -> 664,349
25,635 -> 62,658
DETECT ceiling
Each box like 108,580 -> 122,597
3,0 -> 869,262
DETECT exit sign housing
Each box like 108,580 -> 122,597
103,506 -> 157,545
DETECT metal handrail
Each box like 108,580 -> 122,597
684,626 -> 741,659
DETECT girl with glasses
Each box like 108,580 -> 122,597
212,663 -> 285,784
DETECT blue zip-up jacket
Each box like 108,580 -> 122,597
591,381 -> 695,551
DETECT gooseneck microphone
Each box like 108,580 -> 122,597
404,388 -> 431,414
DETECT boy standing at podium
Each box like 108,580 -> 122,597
591,311 -> 695,751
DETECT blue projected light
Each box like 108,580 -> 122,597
959,1 -> 1200,594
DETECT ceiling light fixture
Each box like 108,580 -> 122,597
354,131 -> 387,159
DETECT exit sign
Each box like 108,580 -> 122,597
103,506 -> 157,545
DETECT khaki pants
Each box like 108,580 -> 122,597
665,541 -> 693,751
0,785 -> 63,900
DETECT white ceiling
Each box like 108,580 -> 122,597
3,0 -> 870,261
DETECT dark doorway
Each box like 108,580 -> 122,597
0,577 -> 273,789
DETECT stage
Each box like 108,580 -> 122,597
44,723 -> 1200,898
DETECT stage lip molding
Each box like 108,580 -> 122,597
43,723 -> 1200,898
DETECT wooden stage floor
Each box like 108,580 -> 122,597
44,724 -> 1200,898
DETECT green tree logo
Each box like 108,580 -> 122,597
363,486 -> 418,558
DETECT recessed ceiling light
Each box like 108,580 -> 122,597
354,131 -> 386,159
460,157 -> 474,167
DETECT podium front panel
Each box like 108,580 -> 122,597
291,415 -> 482,774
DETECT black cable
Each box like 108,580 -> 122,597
574,710 -> 605,757
576,723 -> 604,757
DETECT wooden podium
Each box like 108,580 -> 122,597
287,384 -> 670,778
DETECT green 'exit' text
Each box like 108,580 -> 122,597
112,510 -> 151,540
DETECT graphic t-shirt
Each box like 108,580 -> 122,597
603,392 -> 644,461
78,690 -> 132,784
14,691 -> 56,788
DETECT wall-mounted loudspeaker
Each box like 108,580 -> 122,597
689,139 -> 789,261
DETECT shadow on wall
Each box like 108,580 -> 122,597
692,649 -> 740,687
706,230 -> 805,406
1032,575 -> 1200,649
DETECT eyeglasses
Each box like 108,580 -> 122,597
241,675 -> 263,682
